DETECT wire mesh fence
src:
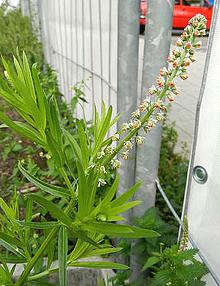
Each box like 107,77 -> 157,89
38,0 -> 118,121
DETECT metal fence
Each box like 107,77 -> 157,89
38,0 -> 118,121
21,0 -> 220,284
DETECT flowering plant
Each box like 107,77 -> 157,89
0,14 -> 206,286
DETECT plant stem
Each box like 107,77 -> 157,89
15,169 -> 75,286
59,167 -> 75,198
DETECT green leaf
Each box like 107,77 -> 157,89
105,201 -> 142,215
0,239 -> 25,258
0,197 -> 15,223
69,261 -> 129,270
80,247 -> 122,259
0,112 -> 45,147
63,130 -> 82,164
47,96 -> 62,146
84,222 -> 159,238
76,120 -> 89,170
28,194 -> 72,226
0,255 -> 26,264
58,226 -> 68,286
142,256 -> 161,271
84,222 -> 133,235
93,105 -> 112,157
22,52 -> 36,101
116,226 -> 159,239
0,232 -> 23,249
110,181 -> 142,208
100,174 -> 120,206
18,162 -> 70,198
46,130 -> 64,167
76,161 -> 89,217
24,198 -> 32,244
32,63 -> 46,131
16,220 -> 59,229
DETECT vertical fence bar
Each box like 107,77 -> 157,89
117,0 -> 140,219
20,0 -> 30,16
130,0 -> 174,283
98,0 -> 104,102
89,0 -> 95,106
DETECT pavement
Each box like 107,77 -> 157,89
139,35 -> 208,152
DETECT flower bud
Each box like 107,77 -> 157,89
157,76 -> 165,87
182,58 -> 191,67
168,95 -> 175,102
148,85 -> 157,95
185,42 -> 192,49
194,41 -> 202,49
111,159 -> 121,169
131,119 -> 141,129
180,73 -> 188,80
112,133 -> 120,141
176,39 -> 183,47
124,141 -> 133,150
168,81 -> 175,88
121,151 -> 129,160
131,109 -> 140,118
136,136 -> 144,146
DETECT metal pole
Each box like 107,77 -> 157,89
130,0 -> 174,283
117,0 -> 140,220
20,0 -> 30,17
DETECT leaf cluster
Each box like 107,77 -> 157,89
143,245 -> 208,286
0,54 -> 158,285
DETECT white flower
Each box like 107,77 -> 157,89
97,150 -> 105,159
123,141 -> 133,150
130,119 -> 141,129
105,146 -> 114,154
136,136 -> 144,146
100,166 -> 107,174
131,109 -> 140,118
97,178 -> 107,187
121,151 -> 129,160
112,133 -> 120,141
148,85 -> 157,95
111,159 -> 121,169
122,122 -> 130,131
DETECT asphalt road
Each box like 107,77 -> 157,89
139,35 -> 208,152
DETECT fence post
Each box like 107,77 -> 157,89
130,0 -> 174,283
117,0 -> 140,220
20,0 -> 30,16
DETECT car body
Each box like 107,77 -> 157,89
140,0 -> 213,30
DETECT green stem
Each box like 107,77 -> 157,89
59,167 -> 75,198
15,168 -> 75,286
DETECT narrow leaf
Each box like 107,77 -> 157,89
58,226 -> 68,286
69,261 -> 129,270
19,162 -> 70,198
142,256 -> 161,271
28,194 -> 72,226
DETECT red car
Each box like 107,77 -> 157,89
140,0 -> 213,31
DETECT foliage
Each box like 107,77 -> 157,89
144,245 -> 208,286
110,207 -> 177,286
0,1 -> 43,74
143,218 -> 208,286
0,53 -> 158,286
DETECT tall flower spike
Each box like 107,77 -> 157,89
101,14 -> 207,165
